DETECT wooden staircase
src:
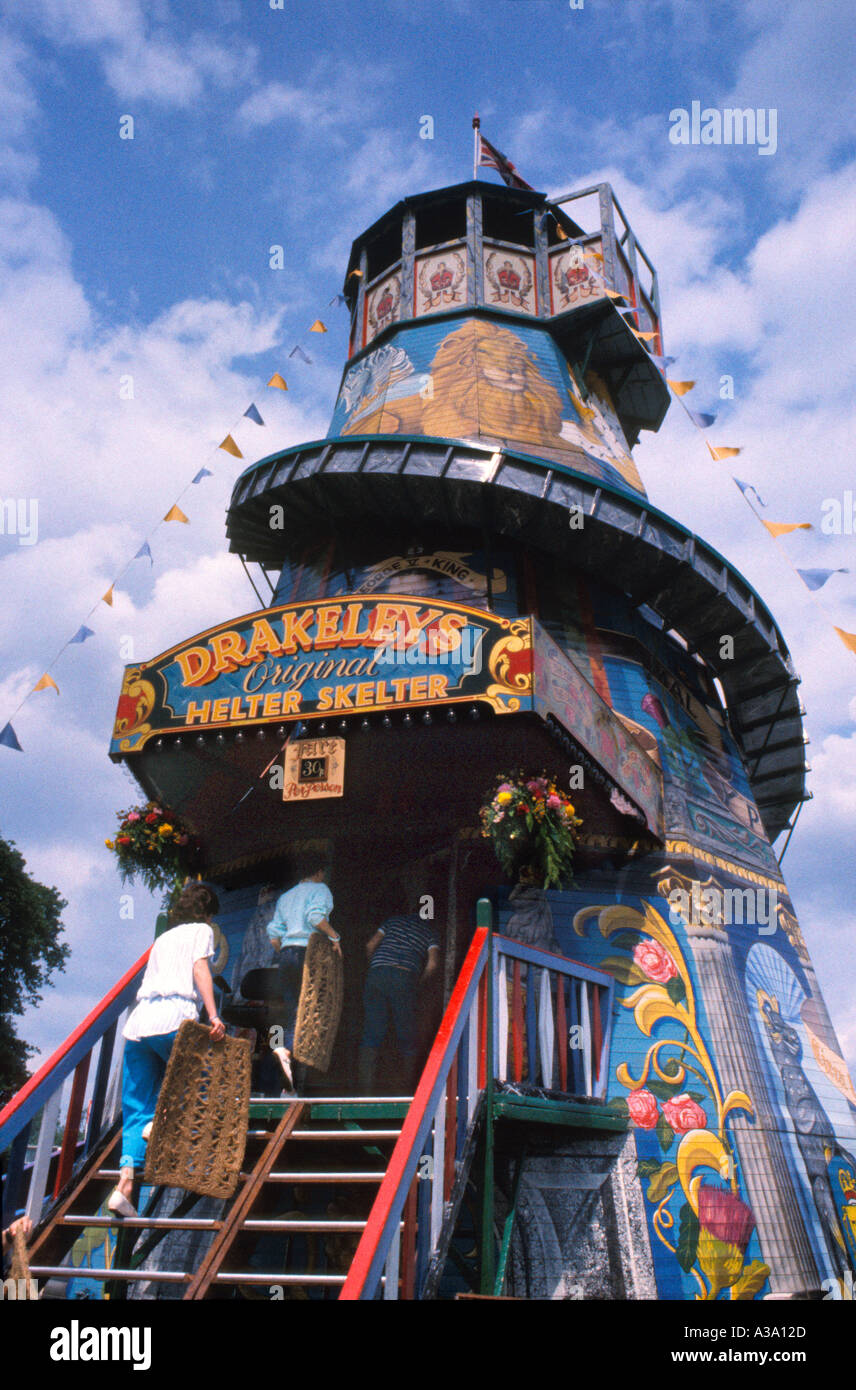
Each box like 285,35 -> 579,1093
25,1098 -> 411,1299
2,906 -> 616,1300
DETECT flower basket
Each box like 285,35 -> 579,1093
479,772 -> 582,890
105,802 -> 198,903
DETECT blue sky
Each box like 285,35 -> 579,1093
1,0 -> 856,1073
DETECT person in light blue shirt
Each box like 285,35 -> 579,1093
267,852 -> 340,1090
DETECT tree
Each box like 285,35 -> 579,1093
0,836 -> 69,1104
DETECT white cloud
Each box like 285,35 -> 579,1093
17,0 -> 259,107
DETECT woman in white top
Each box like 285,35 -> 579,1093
109,882 -> 226,1217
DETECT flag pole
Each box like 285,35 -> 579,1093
472,113 -> 480,180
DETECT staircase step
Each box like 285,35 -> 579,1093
58,1215 -> 383,1232
60,1215 -> 221,1230
247,1170 -> 388,1183
31,1264 -> 381,1287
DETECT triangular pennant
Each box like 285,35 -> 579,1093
289,345 -> 312,364
346,268 -> 363,280
762,521 -> 812,539
667,380 -> 696,396
833,626 -> 856,655
267,373 -> 288,390
632,329 -> 658,341
135,542 -> 153,565
733,477 -> 767,508
707,444 -> 742,461
686,409 -> 716,429
192,468 -> 212,483
555,224 -> 568,241
309,320 -> 327,333
102,585 -> 114,606
605,288 -> 627,301
219,434 -> 243,458
0,722 -> 22,751
69,625 -> 95,644
796,567 -> 848,592
243,403 -> 265,426
33,673 -> 59,695
164,504 -> 189,524
328,294 -> 347,307
650,355 -> 676,369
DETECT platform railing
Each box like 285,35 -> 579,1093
340,908 -> 614,1301
0,950 -> 150,1225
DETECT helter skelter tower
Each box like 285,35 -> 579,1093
107,175 -> 856,1300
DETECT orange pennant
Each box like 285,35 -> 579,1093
33,673 -> 59,695
267,373 -> 288,390
762,521 -> 812,538
605,288 -> 626,301
633,330 -> 657,341
309,320 -> 327,333
834,626 -> 856,655
219,435 -> 243,458
667,380 -> 696,396
347,268 -> 363,280
164,504 -> 189,524
707,444 -> 742,460
102,585 -> 114,606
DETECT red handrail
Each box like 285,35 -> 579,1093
0,948 -> 151,1132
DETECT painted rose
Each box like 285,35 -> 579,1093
116,835 -> 131,846
547,794 -> 562,809
626,1088 -> 659,1129
496,791 -> 512,805
662,1093 -> 706,1133
633,937 -> 678,984
126,811 -> 140,823
145,812 -> 159,824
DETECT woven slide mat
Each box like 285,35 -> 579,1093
144,1020 -> 251,1199
293,932 -> 343,1072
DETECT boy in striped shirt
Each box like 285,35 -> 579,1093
359,911 -> 440,1094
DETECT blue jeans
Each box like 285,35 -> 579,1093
277,946 -> 306,1052
362,967 -> 419,1057
120,1031 -> 178,1170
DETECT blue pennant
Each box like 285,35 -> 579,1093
192,468 -> 213,484
0,722 -> 22,751
243,404 -> 265,426
288,345 -> 312,364
796,567 -> 849,591
687,409 -> 716,429
135,542 -> 153,564
733,477 -> 767,508
69,625 -> 95,644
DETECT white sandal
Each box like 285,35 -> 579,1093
273,1047 -> 294,1091
107,1188 -> 137,1218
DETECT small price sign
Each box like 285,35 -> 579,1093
283,737 -> 346,801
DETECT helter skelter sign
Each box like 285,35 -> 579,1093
110,595 -> 533,755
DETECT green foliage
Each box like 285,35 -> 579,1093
656,1112 -> 675,1152
676,1202 -> 700,1272
0,835 -> 69,1102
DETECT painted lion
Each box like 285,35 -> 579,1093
344,320 -> 566,448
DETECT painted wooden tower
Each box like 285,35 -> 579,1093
4,177 -> 855,1301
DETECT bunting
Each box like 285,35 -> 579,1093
762,521 -> 813,539
833,627 -> 856,655
733,478 -> 767,508
219,434 -> 243,458
667,380 -> 696,396
796,568 -> 848,591
1,286 -> 354,752
0,723 -> 22,751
